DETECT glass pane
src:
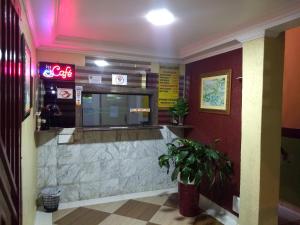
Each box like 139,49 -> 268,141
128,95 -> 150,125
82,93 -> 151,127
82,94 -> 101,126
101,94 -> 128,126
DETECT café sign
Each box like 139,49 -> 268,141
39,62 -> 75,81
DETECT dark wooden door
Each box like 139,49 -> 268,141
0,0 -> 22,224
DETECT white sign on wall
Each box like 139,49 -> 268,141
75,86 -> 83,106
57,88 -> 73,99
112,74 -> 127,85
88,75 -> 102,84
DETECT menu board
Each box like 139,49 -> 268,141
158,65 -> 180,109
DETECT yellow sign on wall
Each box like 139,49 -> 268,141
158,65 -> 180,109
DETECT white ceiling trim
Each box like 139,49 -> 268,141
183,43 -> 242,65
37,45 -> 181,64
180,6 -> 300,58
21,0 -> 38,46
24,0 -> 300,63
53,35 -> 179,60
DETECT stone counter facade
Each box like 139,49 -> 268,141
37,126 -> 178,203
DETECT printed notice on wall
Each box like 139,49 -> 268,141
75,86 -> 83,106
112,74 -> 127,85
158,65 -> 180,109
88,75 -> 102,84
57,88 -> 73,99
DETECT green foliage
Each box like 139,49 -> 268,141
158,138 -> 233,188
169,98 -> 189,117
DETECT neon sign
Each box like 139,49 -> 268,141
39,62 -> 75,81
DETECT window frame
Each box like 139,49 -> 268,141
75,84 -> 158,128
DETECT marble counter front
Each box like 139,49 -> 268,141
37,126 -> 177,203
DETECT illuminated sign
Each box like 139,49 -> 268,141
39,62 -> 75,81
130,108 -> 151,113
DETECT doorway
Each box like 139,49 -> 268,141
0,0 -> 23,224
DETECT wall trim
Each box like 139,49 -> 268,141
199,194 -> 238,225
58,188 -> 178,210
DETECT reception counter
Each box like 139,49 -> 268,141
36,126 -> 178,203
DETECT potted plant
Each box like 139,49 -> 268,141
158,138 -> 233,217
169,98 -> 189,125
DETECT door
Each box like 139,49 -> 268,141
0,0 -> 22,224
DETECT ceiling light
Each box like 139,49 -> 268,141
145,8 -> 175,26
95,60 -> 109,67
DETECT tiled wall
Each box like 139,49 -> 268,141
37,127 -> 177,203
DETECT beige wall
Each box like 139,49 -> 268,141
19,2 -> 38,225
239,34 -> 284,225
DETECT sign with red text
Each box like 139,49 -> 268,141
39,62 -> 75,81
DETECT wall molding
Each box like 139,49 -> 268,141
199,194 -> 238,225
58,188 -> 178,210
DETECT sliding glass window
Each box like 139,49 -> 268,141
82,93 -> 151,127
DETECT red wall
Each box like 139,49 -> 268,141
282,27 -> 300,129
185,49 -> 242,212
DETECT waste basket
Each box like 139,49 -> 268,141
40,186 -> 61,212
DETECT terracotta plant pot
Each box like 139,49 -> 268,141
178,181 -> 200,217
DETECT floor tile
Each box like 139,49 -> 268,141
99,214 -> 147,225
150,206 -> 195,225
53,208 -> 76,223
55,207 -> 110,225
164,193 -> 179,209
136,194 -> 169,206
114,199 -> 161,221
193,214 -> 223,225
85,200 -> 126,213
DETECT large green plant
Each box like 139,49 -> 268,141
169,98 -> 189,117
158,138 -> 233,188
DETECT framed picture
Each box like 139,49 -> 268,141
22,34 -> 32,120
199,69 -> 231,114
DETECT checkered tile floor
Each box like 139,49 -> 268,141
53,193 -> 223,225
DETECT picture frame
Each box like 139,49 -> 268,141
21,34 -> 32,120
199,69 -> 231,115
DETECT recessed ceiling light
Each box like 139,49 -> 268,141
95,60 -> 109,67
145,8 -> 175,26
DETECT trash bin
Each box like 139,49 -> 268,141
40,186 -> 61,212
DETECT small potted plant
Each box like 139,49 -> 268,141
158,138 -> 233,217
169,98 -> 189,125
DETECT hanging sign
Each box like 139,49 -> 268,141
158,65 -> 180,108
112,74 -> 127,85
39,62 -> 75,81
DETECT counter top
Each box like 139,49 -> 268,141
36,125 -> 164,133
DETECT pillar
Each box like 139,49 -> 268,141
239,34 -> 284,225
